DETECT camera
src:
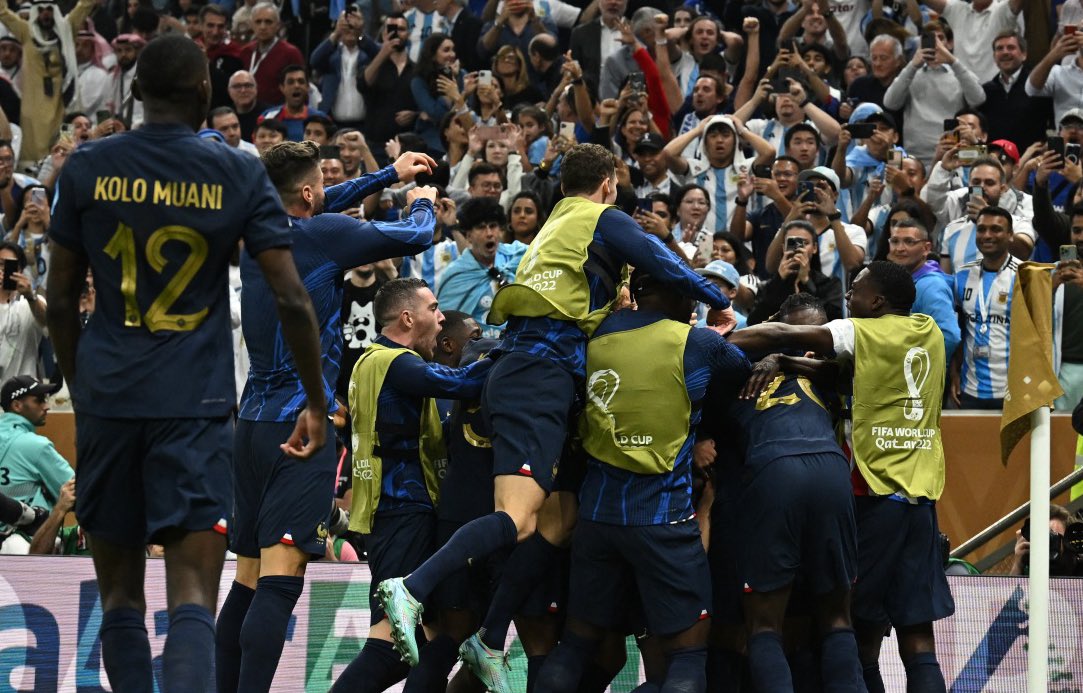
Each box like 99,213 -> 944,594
786,236 -> 808,253
1021,517 -> 1083,576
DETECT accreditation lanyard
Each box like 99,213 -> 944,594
249,38 -> 279,74
974,256 -> 1011,336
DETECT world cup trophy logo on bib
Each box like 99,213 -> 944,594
587,368 -> 621,428
903,346 -> 931,422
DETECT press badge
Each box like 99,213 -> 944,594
974,345 -> 990,360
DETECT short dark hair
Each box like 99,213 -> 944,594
782,219 -> 816,240
279,64 -> 307,85
136,35 -> 208,106
673,183 -> 711,211
374,277 -> 429,325
977,205 -> 1013,230
560,143 -> 616,197
992,29 -> 1025,53
954,107 -> 987,134
772,155 -> 801,171
0,241 -> 26,272
261,140 -> 320,202
970,156 -> 1006,182
468,161 -> 503,187
1069,205 -> 1083,219
648,191 -> 674,217
208,106 -> 236,126
458,197 -> 506,232
438,310 -> 473,337
199,4 -> 228,22
784,123 -> 821,149
890,216 -> 929,239
256,119 -> 288,136
865,260 -> 916,311
778,292 -> 827,322
303,113 -> 335,134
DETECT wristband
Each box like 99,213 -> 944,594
655,38 -> 668,45
665,232 -> 677,244
827,211 -> 842,221
571,77 -> 584,85
735,197 -> 748,207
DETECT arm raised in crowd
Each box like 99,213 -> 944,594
733,17 -> 761,110
1032,150 -> 1073,249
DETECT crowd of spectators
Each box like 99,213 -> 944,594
0,0 -> 1082,553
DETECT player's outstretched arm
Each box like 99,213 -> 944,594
324,152 -> 437,214
45,244 -> 89,385
725,322 -> 836,361
254,247 -> 328,459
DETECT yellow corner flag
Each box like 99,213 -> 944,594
1000,262 -> 1065,465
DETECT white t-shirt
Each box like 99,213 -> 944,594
828,0 -> 871,56
826,317 -> 856,359
817,222 -> 868,282
939,0 -> 1020,83
0,295 -> 44,382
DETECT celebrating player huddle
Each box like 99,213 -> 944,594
45,36 -> 952,693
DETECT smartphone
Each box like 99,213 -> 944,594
477,70 -> 493,87
787,38 -> 800,54
1067,25 -> 1078,36
798,180 -> 817,200
30,188 -> 46,207
475,125 -> 503,141
848,122 -> 875,139
1048,135 -> 1066,167
943,118 -> 959,132
1067,143 -> 1081,166
627,71 -> 646,93
887,149 -> 903,166
695,231 -> 714,264
60,123 -> 74,138
751,164 -> 772,179
2,259 -> 17,291
958,144 -> 988,162
636,197 -> 653,214
95,109 -> 112,123
921,32 -> 936,51
770,77 -> 791,95
970,185 -> 983,199
558,121 -> 577,142
1062,244 -> 1080,262
785,236 -> 807,253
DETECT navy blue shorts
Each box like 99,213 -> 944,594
229,419 -> 338,558
708,459 -> 745,626
483,352 -> 577,493
568,519 -> 711,637
851,496 -> 955,628
366,509 -> 437,625
75,413 -> 232,548
738,452 -> 857,596
431,518 -> 500,615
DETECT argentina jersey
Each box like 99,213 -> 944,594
940,219 -> 980,273
954,256 -> 1018,399
817,222 -> 867,287
692,163 -> 741,233
404,8 -> 444,62
401,237 -> 459,291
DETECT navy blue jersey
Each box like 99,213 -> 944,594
721,375 -> 843,474
324,165 -> 398,214
372,335 -> 493,513
239,201 -> 436,422
439,400 -> 496,524
48,124 -> 292,418
578,312 -> 751,526
497,208 -> 730,378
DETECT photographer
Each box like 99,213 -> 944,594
747,220 -> 843,324
1009,505 -> 1080,577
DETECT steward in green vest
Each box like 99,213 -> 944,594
729,261 -> 955,693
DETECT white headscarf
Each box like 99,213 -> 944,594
28,1 -> 80,108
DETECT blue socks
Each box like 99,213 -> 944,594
820,628 -> 863,692
237,575 -> 304,692
330,638 -> 409,692
405,511 -> 518,602
480,533 -> 560,650
215,581 -> 255,693
100,607 -> 153,693
662,646 -> 707,693
706,648 -> 744,693
162,603 -> 215,692
403,634 -> 460,693
747,631 -> 793,693
903,652 -> 947,693
535,632 -> 598,693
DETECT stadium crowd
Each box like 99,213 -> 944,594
0,0 -> 1080,691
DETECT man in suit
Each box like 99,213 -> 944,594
980,29 -> 1052,152
437,0 -> 485,71
569,0 -> 626,96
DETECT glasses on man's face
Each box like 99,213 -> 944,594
477,182 -> 503,192
231,82 -> 256,89
0,156 -> 12,164
888,237 -> 925,247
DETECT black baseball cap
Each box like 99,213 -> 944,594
0,376 -> 59,411
863,111 -> 898,130
633,133 -> 665,154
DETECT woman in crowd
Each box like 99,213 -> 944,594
411,33 -> 469,156
507,190 -> 546,245
672,183 -> 713,255
493,45 -> 544,109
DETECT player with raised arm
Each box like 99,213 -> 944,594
45,35 -> 326,693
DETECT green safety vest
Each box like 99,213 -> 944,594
347,343 -> 444,534
487,196 -> 624,337
579,319 -> 692,475
851,313 -> 946,500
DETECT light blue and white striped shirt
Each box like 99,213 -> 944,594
954,255 -> 1018,399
